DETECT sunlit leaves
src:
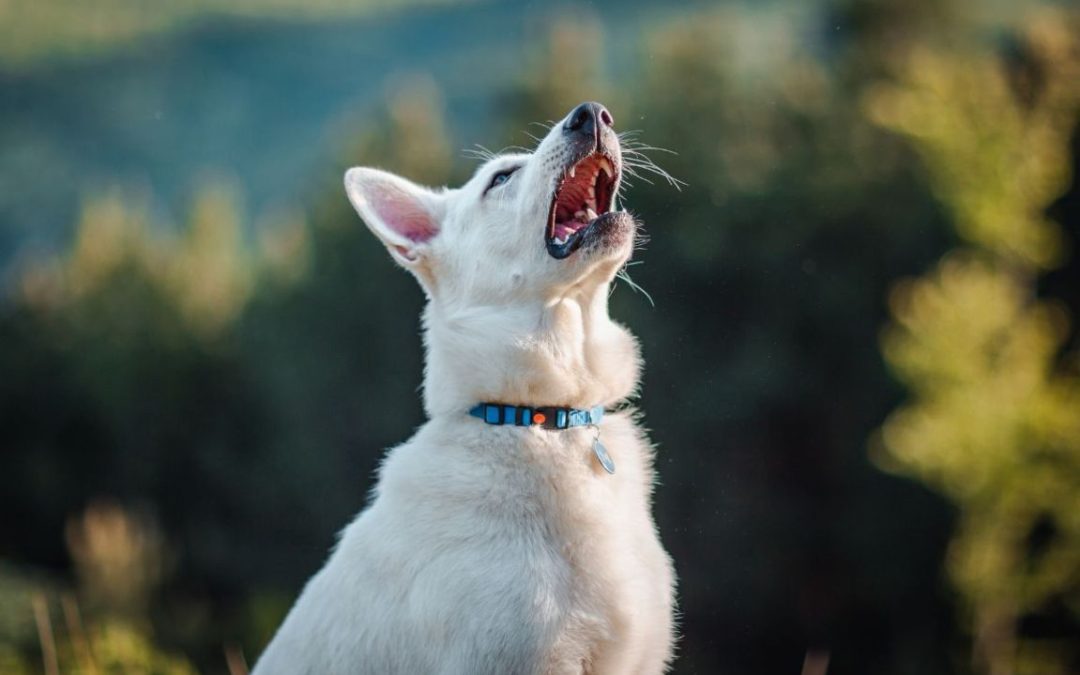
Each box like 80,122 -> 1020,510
17,181 -> 309,341
872,9 -> 1080,672
865,36 -> 1079,269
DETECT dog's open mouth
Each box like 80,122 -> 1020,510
546,153 -> 620,259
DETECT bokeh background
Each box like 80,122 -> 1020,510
2,0 -> 1079,673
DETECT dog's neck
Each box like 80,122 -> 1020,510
421,280 -> 640,418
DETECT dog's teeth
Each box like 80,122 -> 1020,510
568,165 -> 576,179
586,208 -> 598,220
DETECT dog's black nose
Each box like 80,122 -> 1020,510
563,101 -> 614,139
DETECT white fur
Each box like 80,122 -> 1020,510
253,106 -> 676,675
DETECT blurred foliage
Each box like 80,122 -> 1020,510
871,9 -> 1080,674
2,505 -> 197,675
0,2 -> 1078,674
505,17 -> 613,135
348,76 -> 455,186
17,181 -> 309,340
73,620 -> 198,675
65,501 -> 170,619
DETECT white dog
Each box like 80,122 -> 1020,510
252,102 -> 676,675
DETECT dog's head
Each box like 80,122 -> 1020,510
345,101 -> 635,302
345,102 -> 643,413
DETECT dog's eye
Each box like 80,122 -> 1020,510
486,168 -> 518,193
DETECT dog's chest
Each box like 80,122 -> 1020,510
375,415 -> 667,668
500,427 -> 656,656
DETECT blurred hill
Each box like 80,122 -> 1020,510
0,0 -> 470,67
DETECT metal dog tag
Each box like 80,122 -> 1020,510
593,438 -> 615,474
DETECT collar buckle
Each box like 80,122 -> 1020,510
535,406 -> 570,430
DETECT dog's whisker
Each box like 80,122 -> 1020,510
622,143 -> 678,156
622,151 -> 679,166
622,158 -> 684,185
620,165 -> 656,187
621,158 -> 684,190
622,160 -> 665,174
619,142 -> 685,189
614,265 -> 655,307
462,144 -> 499,162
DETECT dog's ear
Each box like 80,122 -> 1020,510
344,167 -> 444,270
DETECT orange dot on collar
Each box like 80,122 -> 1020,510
532,412 -> 547,424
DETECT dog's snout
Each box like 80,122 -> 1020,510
563,102 -> 614,141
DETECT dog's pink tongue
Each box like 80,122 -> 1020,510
553,222 -> 577,240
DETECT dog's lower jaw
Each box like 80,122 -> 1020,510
421,281 -> 640,418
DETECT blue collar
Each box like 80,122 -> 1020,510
469,402 -> 604,430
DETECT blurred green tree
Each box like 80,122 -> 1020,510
869,10 -> 1080,674
0,181 -> 302,666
